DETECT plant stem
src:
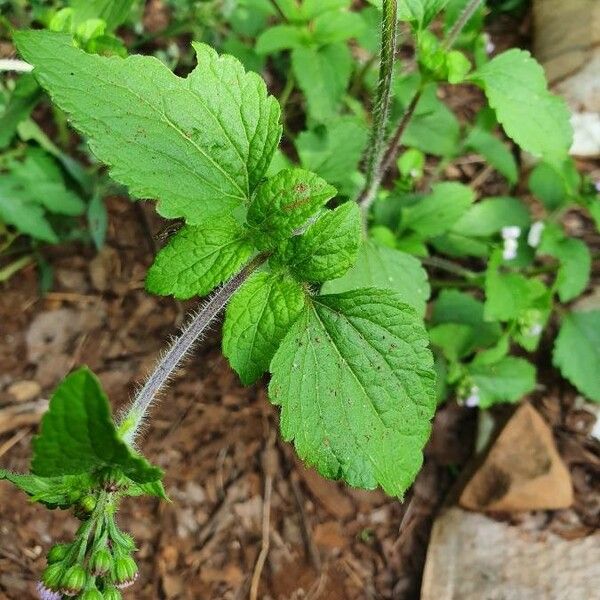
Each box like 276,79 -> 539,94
120,258 -> 263,445
420,255 -> 480,280
443,0 -> 484,50
0,255 -> 32,282
358,0 -> 398,209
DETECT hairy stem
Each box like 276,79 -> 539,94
443,0 -> 484,50
358,0 -> 398,208
120,258 -> 263,445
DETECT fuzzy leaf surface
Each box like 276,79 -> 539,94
322,240 -> 430,316
16,31 -> 281,223
247,168 -> 336,247
146,216 -> 255,299
469,49 -> 572,164
269,289 -> 436,496
553,311 -> 600,402
223,271 -> 306,384
32,368 -> 162,483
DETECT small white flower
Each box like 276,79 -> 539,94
501,226 -> 521,240
527,221 -> 545,248
528,323 -> 543,337
483,33 -> 495,55
36,582 -> 61,600
502,237 -> 518,260
595,180 -> 600,194
464,386 -> 480,408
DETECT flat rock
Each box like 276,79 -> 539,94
421,507 -> 600,600
460,403 -> 573,512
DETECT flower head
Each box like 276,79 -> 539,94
36,582 -> 61,600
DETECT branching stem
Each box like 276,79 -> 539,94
358,0 -> 398,208
120,257 -> 264,445
443,0 -> 484,50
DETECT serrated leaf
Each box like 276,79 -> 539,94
223,271 -> 306,384
32,368 -> 162,483
452,196 -> 530,238
287,203 -> 361,282
468,356 -> 536,408
553,310 -> 600,402
322,240 -> 430,316
292,44 -> 352,122
295,116 -> 368,195
247,168 -> 336,247
0,469 -> 93,507
269,289 -> 436,496
402,182 -> 475,238
464,127 -> 518,184
539,224 -> 591,303
16,31 -> 281,223
469,49 -> 572,164
146,216 -> 255,299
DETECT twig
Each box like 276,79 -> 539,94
358,0 -> 399,208
443,0 -> 484,50
289,471 -> 321,571
0,428 -> 30,459
0,58 -> 32,72
250,432 -> 277,600
120,257 -> 265,445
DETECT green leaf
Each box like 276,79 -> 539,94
429,323 -> 477,361
32,368 -> 162,483
256,24 -> 306,54
452,196 -> 530,238
127,479 -> 170,501
432,289 -> 502,349
295,117 -> 368,195
469,49 -> 572,164
0,469 -> 93,507
287,203 -> 361,282
313,11 -> 366,45
402,182 -> 475,238
146,216 -> 255,299
468,356 -> 536,408
292,44 -> 352,122
464,127 -> 518,184
247,168 -> 336,247
396,81 -> 460,157
223,271 -> 306,384
0,74 -> 41,149
553,310 -> 600,402
368,0 -> 449,27
539,224 -> 591,302
484,254 -> 548,322
322,240 -> 430,316
269,289 -> 436,496
71,0 -> 135,31
16,31 -> 281,223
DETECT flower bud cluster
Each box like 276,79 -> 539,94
38,507 -> 138,599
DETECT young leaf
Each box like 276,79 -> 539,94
292,44 -> 352,122
287,202 -> 361,282
247,168 -> 336,247
295,117 -> 368,195
468,356 -> 536,408
451,196 -> 530,238
16,31 -> 282,223
322,240 -> 430,316
539,224 -> 591,303
269,289 -> 436,496
255,24 -> 306,54
402,182 -> 475,238
0,74 -> 41,149
146,216 -> 255,299
0,470 -> 93,507
32,368 -> 162,483
223,271 -> 306,385
313,11 -> 366,45
469,49 -> 572,164
464,127 -> 518,184
71,0 -> 135,31
553,310 -> 600,402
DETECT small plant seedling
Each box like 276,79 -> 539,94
1,1 -> 598,597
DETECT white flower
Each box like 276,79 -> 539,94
528,323 -> 543,337
502,226 -> 521,260
464,386 -> 480,408
483,33 -> 495,55
36,582 -> 61,600
527,221 -> 545,248
595,180 -> 600,194
501,226 -> 521,240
